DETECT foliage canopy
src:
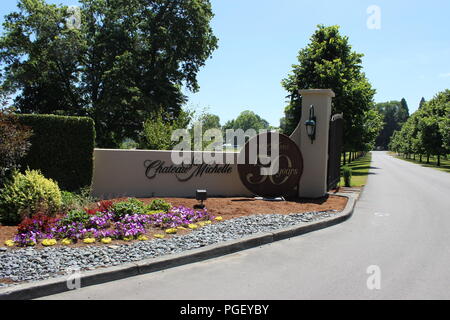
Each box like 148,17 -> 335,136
0,0 -> 218,147
281,25 -> 379,152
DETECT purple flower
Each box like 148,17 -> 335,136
13,205 -> 213,244
14,231 -> 41,247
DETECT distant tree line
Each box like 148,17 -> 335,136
389,90 -> 450,166
140,109 -> 271,150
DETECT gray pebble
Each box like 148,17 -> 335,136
0,210 -> 338,287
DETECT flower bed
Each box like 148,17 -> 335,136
1,195 -> 348,250
0,195 -> 349,287
0,210 -> 343,287
4,198 -> 220,248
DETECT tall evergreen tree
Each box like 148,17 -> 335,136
400,98 -> 410,119
419,97 -> 426,109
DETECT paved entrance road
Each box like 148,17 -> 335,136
42,152 -> 450,300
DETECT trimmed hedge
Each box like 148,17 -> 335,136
17,114 -> 95,192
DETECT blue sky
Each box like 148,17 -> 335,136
1,0 -> 449,126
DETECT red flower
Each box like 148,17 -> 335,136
17,213 -> 58,234
98,200 -> 114,213
85,209 -> 99,215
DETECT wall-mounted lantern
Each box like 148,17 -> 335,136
194,189 -> 207,209
305,105 -> 316,144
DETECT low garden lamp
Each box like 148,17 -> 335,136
194,189 -> 207,209
305,105 -> 317,144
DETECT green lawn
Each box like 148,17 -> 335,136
339,152 -> 373,187
389,153 -> 450,174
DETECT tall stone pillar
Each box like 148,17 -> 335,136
296,89 -> 335,198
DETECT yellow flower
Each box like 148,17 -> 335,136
177,226 -> 187,230
214,216 -> 223,221
83,238 -> 96,244
188,224 -> 198,230
101,237 -> 112,244
154,234 -> 165,239
61,239 -> 72,246
145,210 -> 162,215
165,228 -> 177,234
4,240 -> 15,247
137,235 -> 148,241
42,239 -> 57,247
197,222 -> 206,227
123,236 -> 134,242
205,220 -> 212,225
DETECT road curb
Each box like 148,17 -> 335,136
0,193 -> 356,300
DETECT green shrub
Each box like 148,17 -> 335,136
61,191 -> 80,212
111,198 -> 145,218
342,166 -> 352,187
17,114 -> 95,192
148,199 -> 172,212
59,209 -> 90,226
61,188 -> 97,212
0,169 -> 62,224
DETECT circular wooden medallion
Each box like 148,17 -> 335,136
237,132 -> 303,198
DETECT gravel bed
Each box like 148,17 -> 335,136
0,210 -> 338,288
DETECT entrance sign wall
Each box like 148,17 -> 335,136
92,150 -> 252,198
91,89 -> 335,199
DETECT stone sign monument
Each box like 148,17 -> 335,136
91,89 -> 336,199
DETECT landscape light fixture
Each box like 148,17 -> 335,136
194,189 -> 207,209
305,105 -> 317,144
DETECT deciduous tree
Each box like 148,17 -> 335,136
223,110 -> 270,132
375,99 -> 409,150
281,25 -> 376,156
390,90 -> 449,166
0,0 -> 218,147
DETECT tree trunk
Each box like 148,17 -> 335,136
420,155 -> 422,162
427,154 -> 430,164
437,155 -> 441,167
343,152 -> 346,165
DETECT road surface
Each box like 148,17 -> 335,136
42,152 -> 450,299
